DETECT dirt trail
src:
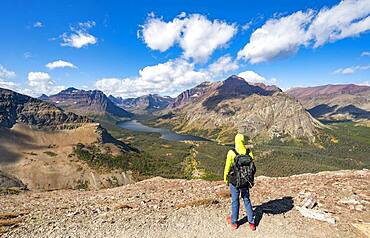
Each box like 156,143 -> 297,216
1,170 -> 369,238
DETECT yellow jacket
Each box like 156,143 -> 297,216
223,134 -> 254,184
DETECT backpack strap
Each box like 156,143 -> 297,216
231,148 -> 240,165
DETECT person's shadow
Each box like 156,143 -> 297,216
238,196 -> 294,226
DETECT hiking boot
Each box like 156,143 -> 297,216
231,223 -> 238,230
249,223 -> 256,231
226,216 -> 238,230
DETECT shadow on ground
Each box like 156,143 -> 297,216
239,196 -> 294,226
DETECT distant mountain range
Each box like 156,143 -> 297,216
40,87 -> 132,118
109,94 -> 173,113
158,75 -> 320,142
286,84 -> 370,121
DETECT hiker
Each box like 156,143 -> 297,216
224,133 -> 256,231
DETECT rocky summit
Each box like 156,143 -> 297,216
1,169 -> 369,238
42,87 -> 132,118
161,76 -> 321,142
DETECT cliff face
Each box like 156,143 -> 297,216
0,88 -> 91,129
161,76 -> 321,142
43,88 -> 132,118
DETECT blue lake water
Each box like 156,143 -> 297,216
117,120 -> 208,142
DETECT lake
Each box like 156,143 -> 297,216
117,120 -> 209,142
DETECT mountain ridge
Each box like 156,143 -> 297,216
286,84 -> 370,120
41,87 -> 132,118
0,87 -> 91,129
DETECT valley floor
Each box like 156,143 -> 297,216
1,170 -> 369,238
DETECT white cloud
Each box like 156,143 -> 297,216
238,70 -> 277,84
0,79 -> 19,91
307,0 -> 370,47
139,13 -> 237,62
238,0 -> 370,63
95,55 -> 279,98
238,70 -> 265,82
61,21 -> 97,48
140,15 -> 184,52
241,22 -> 252,31
46,60 -> 77,70
0,65 -> 16,78
61,31 -> 97,48
180,14 -> 237,62
360,80 -> 370,86
333,67 -> 355,74
23,52 -> 32,59
33,21 -> 43,28
208,55 -> 239,75
333,64 -> 370,74
78,21 -> 96,28
96,59 -> 210,97
238,11 -> 313,63
27,72 -> 65,96
361,51 -> 370,56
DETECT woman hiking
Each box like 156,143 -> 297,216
224,133 -> 256,231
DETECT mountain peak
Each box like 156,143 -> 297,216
46,88 -> 132,118
62,87 -> 79,93
226,75 -> 244,81
38,94 -> 49,100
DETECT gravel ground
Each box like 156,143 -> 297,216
1,169 -> 369,238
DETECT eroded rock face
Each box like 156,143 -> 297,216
43,87 -> 132,117
161,76 -> 321,142
0,88 -> 91,129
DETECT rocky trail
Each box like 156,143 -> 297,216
1,170 -> 369,238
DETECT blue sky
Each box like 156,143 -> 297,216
0,0 -> 369,98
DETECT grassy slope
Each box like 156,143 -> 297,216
90,115 -> 370,180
